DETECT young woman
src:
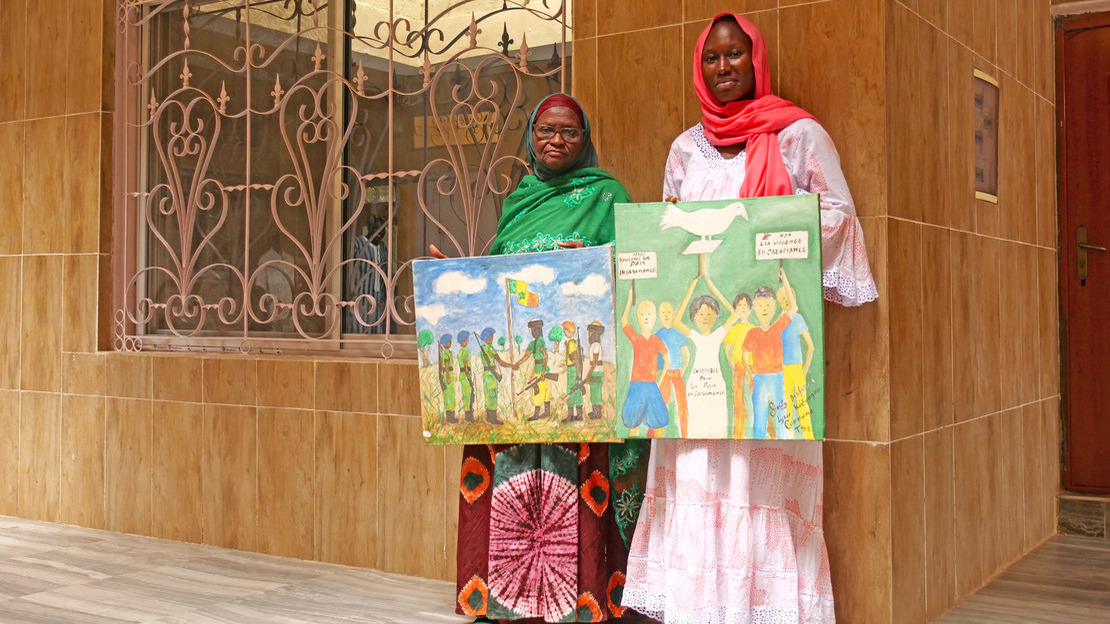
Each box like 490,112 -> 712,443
622,14 -> 877,624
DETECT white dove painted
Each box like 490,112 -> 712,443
659,201 -> 748,255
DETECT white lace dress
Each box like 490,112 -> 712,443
622,119 -> 877,624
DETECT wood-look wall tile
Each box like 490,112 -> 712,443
100,0 -> 116,113
574,0 -> 595,38
105,352 -> 152,399
889,4 -> 945,224
63,254 -> 99,353
0,257 -> 20,389
999,75 -> 1038,245
257,359 -> 314,409
315,410 -> 377,568
203,357 -> 258,406
596,26 -> 684,203
65,0 -> 102,114
0,390 -> 18,515
924,427 -> 956,620
20,255 -> 62,392
995,0 -> 1020,79
0,0 -> 27,122
997,410 -> 1026,570
18,392 -> 60,522
921,226 -> 953,431
682,12 -> 778,132
824,440 -> 892,624
952,416 -> 989,598
64,113 -> 102,254
1034,97 -> 1057,249
153,356 -> 203,403
684,0 -> 776,22
23,0 -> 67,118
910,0 -> 947,29
889,218 -> 923,440
950,232 -> 975,421
105,397 -> 152,536
152,400 -> 204,544
59,394 -> 105,529
1033,0 -> 1054,101
998,243 -> 1039,408
571,37 -> 597,141
1037,249 -> 1059,398
779,0 -> 886,218
22,118 -> 66,254
379,362 -> 421,416
315,360 -> 377,413
1042,397 -> 1061,520
891,436 -> 926,624
444,444 -> 463,583
944,40 -> 977,233
974,237 -> 1003,418
257,407 -> 314,560
98,116 -> 113,254
63,353 -> 105,397
596,0 -> 680,36
824,218 -> 889,442
0,122 -> 24,253
378,414 -> 446,579
1022,403 -> 1052,551
203,404 -> 257,551
948,0 -> 996,65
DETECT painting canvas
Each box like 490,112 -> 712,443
413,246 -> 619,444
613,195 -> 825,440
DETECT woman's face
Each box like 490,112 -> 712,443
532,106 -> 585,173
700,20 -> 756,104
694,304 -> 718,334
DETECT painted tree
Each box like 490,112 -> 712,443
547,326 -> 564,353
417,329 -> 434,366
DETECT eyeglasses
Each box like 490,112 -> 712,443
533,125 -> 584,143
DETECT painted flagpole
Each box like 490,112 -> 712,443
505,278 -> 516,421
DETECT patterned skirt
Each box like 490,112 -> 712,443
623,439 -> 835,624
456,441 -> 650,622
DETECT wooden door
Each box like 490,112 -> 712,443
1060,12 -> 1110,492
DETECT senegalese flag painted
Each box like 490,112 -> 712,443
507,279 -> 539,307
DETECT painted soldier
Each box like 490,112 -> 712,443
437,333 -> 457,423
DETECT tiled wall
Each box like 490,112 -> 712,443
0,0 -> 1062,622
884,1 -> 1061,622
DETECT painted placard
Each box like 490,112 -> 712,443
413,246 -> 618,444
613,195 -> 825,440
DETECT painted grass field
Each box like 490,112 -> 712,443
419,360 -> 619,445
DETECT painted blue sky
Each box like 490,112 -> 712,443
413,246 -> 617,359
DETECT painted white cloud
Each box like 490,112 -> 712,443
433,271 -> 487,295
561,273 -> 609,298
416,303 -> 447,325
499,264 -> 556,286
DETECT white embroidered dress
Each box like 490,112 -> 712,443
622,119 -> 877,624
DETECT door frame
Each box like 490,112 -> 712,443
1056,9 -> 1110,492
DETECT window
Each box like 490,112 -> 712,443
113,0 -> 572,357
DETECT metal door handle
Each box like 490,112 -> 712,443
1078,226 -> 1104,285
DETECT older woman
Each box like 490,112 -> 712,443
453,93 -> 650,624
622,14 -> 876,624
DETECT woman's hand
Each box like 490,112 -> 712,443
428,244 -> 448,259
557,240 -> 584,249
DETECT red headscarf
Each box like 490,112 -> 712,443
534,93 -> 585,126
695,13 -> 816,197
